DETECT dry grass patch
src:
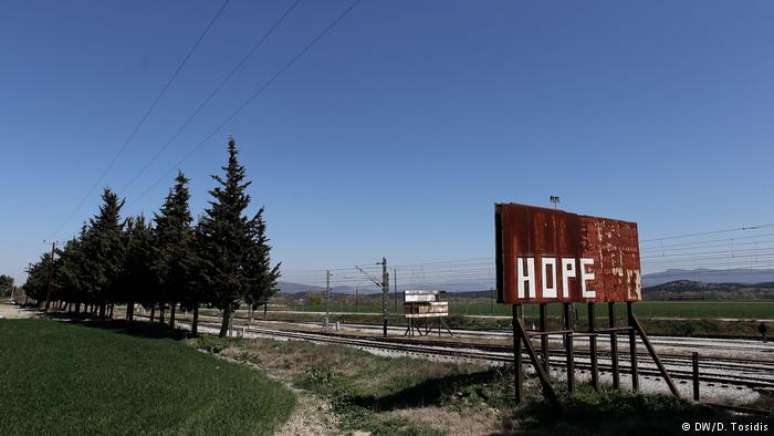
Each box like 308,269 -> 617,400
383,406 -> 501,436
194,335 -> 512,435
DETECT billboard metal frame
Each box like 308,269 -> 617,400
495,203 -> 679,408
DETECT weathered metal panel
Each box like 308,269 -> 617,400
404,290 -> 440,303
496,203 -> 641,304
403,290 -> 448,318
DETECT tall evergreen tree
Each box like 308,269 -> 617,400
0,275 -> 14,297
244,208 -> 281,321
153,172 -> 195,329
120,215 -> 156,321
198,138 -> 280,337
22,253 -> 54,303
57,231 -> 88,312
82,188 -> 126,318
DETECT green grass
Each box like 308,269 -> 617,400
0,319 -> 295,436
193,334 -> 763,435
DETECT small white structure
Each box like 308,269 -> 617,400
403,290 -> 452,336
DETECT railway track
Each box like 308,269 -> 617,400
145,315 -> 774,391
196,315 -> 774,375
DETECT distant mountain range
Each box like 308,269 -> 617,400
279,268 -> 774,294
642,268 -> 774,287
276,281 -> 378,294
642,280 -> 774,300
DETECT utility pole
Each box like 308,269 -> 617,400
325,270 -> 331,328
381,258 -> 389,337
393,268 -> 398,312
355,259 -> 389,337
44,241 -> 56,312
354,287 -> 358,313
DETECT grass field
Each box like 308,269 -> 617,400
276,299 -> 774,320
197,333 -> 743,435
201,334 -> 507,435
0,319 -> 295,436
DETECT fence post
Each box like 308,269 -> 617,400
692,352 -> 700,401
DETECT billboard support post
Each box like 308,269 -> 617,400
627,302 -> 640,392
588,303 -> 599,391
563,302 -> 575,393
608,302 -> 620,389
539,303 -> 549,371
513,306 -> 560,408
512,304 -> 522,404
631,312 -> 681,397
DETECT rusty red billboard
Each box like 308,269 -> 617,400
496,203 -> 641,304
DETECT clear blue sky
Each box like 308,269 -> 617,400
2,0 -> 773,284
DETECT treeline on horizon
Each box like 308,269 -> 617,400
23,139 -> 279,337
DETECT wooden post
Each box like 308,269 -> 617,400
539,303 -> 549,371
513,304 -> 522,403
692,352 -> 700,401
608,302 -> 620,389
588,303 -> 599,391
563,303 -> 574,393
630,312 -> 681,397
192,304 -> 199,336
627,302 -> 639,392
513,309 -> 560,408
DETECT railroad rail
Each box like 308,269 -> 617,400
142,314 -> 774,391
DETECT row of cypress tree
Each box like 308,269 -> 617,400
23,139 -> 279,337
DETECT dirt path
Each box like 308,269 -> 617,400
206,349 -> 342,435
0,303 -> 41,319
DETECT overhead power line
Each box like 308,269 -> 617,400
49,0 -> 231,240
120,0 -> 304,195
128,0 -> 363,208
640,232 -> 774,252
640,224 -> 774,244
641,245 -> 774,261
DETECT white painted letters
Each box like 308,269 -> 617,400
541,258 -> 557,298
513,257 -> 596,300
580,258 -> 596,298
516,257 -> 535,299
561,258 -> 576,299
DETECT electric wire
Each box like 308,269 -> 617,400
119,0 -> 304,195
128,0 -> 362,208
48,0 -> 231,240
